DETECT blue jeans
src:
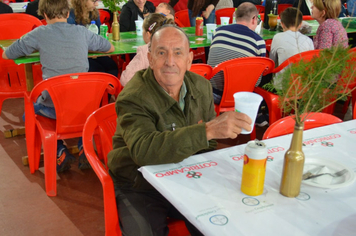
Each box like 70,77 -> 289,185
188,9 -> 216,26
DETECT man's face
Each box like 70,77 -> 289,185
148,27 -> 193,91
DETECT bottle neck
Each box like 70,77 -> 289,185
290,122 -> 304,151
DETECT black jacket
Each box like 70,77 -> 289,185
119,0 -> 155,32
25,0 -> 43,20
0,2 -> 13,14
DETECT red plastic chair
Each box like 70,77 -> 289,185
190,63 -> 213,80
353,101 -> 356,119
213,57 -> 274,115
0,13 -> 43,114
25,72 -> 120,197
175,9 -> 190,27
215,8 -> 235,25
262,112 -> 342,139
212,57 -> 275,140
278,4 -> 292,15
256,5 -> 265,13
83,103 -> 190,236
254,49 -> 321,126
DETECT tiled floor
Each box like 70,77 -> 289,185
0,97 -> 346,235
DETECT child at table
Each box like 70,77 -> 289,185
120,13 -> 175,86
2,0 -> 114,172
155,2 -> 175,19
269,7 -> 314,88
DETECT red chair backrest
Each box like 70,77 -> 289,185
278,4 -> 292,15
212,57 -> 275,111
0,13 -> 43,39
190,63 -> 213,80
263,112 -> 343,139
215,8 -> 235,25
29,72 -> 120,136
256,5 -> 265,13
99,9 -> 112,32
272,49 -> 321,74
302,15 -> 314,20
175,9 -> 190,27
172,0 -> 188,12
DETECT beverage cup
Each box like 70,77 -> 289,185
220,17 -> 230,26
135,20 -> 143,36
206,23 -> 217,40
233,92 -> 263,134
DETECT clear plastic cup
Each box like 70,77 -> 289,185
206,23 -> 217,40
135,20 -> 143,36
233,92 -> 263,134
220,17 -> 230,26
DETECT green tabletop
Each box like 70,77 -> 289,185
1,21 -> 356,65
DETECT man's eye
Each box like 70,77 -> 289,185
158,51 -> 165,55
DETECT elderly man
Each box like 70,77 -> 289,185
108,25 -> 251,235
208,2 -> 266,105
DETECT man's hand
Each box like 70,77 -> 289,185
202,4 -> 214,19
205,111 -> 252,140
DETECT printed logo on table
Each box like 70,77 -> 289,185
295,192 -> 311,201
349,129 -> 356,134
186,171 -> 202,179
209,215 -> 229,226
303,134 -> 341,145
321,141 -> 333,147
242,197 -> 260,206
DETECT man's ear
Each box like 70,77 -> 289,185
147,50 -> 153,69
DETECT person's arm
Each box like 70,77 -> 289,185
86,28 -> 114,53
120,45 -> 149,86
2,32 -> 38,60
269,36 -> 279,64
2,51 -> 9,59
202,4 -> 215,19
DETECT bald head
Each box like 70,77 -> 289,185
150,25 -> 190,51
236,2 -> 258,22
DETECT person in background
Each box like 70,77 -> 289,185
208,3 -> 266,105
120,13 -> 175,86
169,0 -> 219,26
312,0 -> 348,49
269,7 -> 314,88
120,0 -> 155,32
0,0 -> 13,14
2,0 -> 114,172
67,0 -> 119,78
108,24 -> 252,236
155,2 -> 175,19
26,0 -> 43,20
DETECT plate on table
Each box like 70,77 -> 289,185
302,157 -> 355,189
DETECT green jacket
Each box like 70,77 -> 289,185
108,68 -> 217,190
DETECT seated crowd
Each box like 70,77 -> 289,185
1,0 -> 353,235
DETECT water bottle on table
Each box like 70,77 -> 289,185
88,20 -> 98,34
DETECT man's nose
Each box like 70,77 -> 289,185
165,51 -> 175,66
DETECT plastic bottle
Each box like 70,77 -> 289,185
88,20 -> 98,34
232,8 -> 237,24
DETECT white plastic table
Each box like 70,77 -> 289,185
141,120 -> 356,236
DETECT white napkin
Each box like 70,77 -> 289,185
255,21 -> 262,34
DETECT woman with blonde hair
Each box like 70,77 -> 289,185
120,13 -> 175,86
312,0 -> 348,49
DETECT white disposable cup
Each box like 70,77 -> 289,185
135,20 -> 143,36
220,17 -> 230,25
233,92 -> 263,134
206,23 -> 217,40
